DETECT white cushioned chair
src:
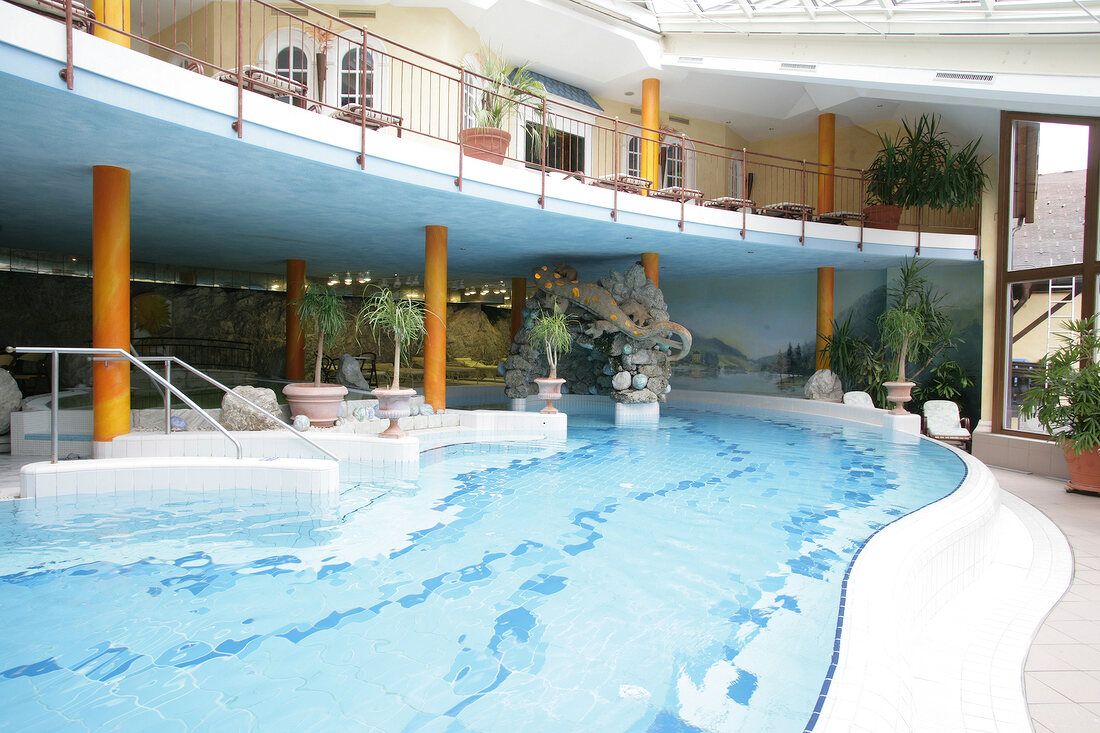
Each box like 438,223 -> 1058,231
922,400 -> 972,453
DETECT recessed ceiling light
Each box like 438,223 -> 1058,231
624,91 -> 635,96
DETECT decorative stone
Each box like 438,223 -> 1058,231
292,414 -> 311,431
560,385 -> 569,395
589,385 -> 598,394
170,416 -> 188,432
409,403 -> 420,417
632,373 -> 649,389
336,354 -> 370,391
0,369 -> 22,435
612,371 -> 632,391
804,369 -> 844,402
334,418 -> 345,427
622,343 -> 633,355
220,386 -> 283,431
421,403 -> 435,415
353,406 -> 368,422
664,384 -> 671,394
497,361 -> 506,376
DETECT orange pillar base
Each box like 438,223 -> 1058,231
92,165 -> 131,443
816,267 -> 835,371
510,277 -> 526,341
425,225 -> 448,411
641,253 -> 659,288
286,259 -> 306,382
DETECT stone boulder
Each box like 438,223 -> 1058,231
336,354 -> 371,391
0,369 -> 21,435
804,369 -> 844,402
220,386 -> 283,431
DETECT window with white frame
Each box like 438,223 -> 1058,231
325,33 -> 384,110
259,29 -> 315,103
622,134 -> 696,188
461,54 -> 482,129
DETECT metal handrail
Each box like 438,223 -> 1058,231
5,347 -> 335,464
139,355 -> 338,462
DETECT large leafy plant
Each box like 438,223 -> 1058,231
1020,316 -> 1100,455
293,286 -> 349,387
865,114 -> 989,210
528,302 -> 574,379
358,288 -> 429,390
467,47 -> 547,134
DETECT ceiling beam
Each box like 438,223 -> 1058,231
876,0 -> 895,19
800,0 -> 817,20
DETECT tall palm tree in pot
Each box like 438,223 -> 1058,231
283,286 -> 349,427
359,288 -> 429,438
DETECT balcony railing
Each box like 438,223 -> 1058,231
24,0 -> 980,253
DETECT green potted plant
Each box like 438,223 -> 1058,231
864,114 -> 989,229
459,47 -> 547,165
878,259 -> 955,413
283,286 -> 349,427
528,301 -> 574,414
359,287 -> 429,438
1020,315 -> 1100,494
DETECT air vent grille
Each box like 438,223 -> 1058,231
935,71 -> 995,84
781,62 -> 817,71
677,56 -> 704,64
668,114 -> 691,125
629,107 -> 642,116
271,5 -> 308,16
339,9 -> 376,18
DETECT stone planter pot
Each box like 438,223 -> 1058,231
282,383 -> 348,427
459,127 -> 511,164
864,204 -> 902,230
1065,446 -> 1100,495
534,377 -> 566,414
372,386 -> 416,438
883,380 -> 916,415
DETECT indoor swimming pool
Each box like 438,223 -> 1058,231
0,405 -> 966,732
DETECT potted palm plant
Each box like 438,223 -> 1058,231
283,286 -> 349,427
864,114 -> 989,230
878,259 -> 955,414
359,288 -> 428,438
1020,316 -> 1100,494
528,302 -> 574,414
459,47 -> 547,164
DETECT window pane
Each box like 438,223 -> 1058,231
1009,121 -> 1089,270
1004,275 -> 1084,432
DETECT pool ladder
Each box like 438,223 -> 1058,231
5,346 -> 339,464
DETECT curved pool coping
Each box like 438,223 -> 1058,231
658,390 -> 1070,733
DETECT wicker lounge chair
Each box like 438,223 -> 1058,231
818,210 -> 866,225
703,196 -> 755,212
9,0 -> 95,31
591,174 -> 651,195
216,66 -> 307,101
649,186 -> 704,204
922,400 -> 972,453
329,104 -> 403,136
759,202 -> 815,219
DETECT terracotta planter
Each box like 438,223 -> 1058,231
534,377 -> 566,414
883,380 -> 916,415
1065,446 -> 1100,495
282,383 -> 348,427
372,387 -> 416,439
459,127 -> 511,164
864,204 -> 903,230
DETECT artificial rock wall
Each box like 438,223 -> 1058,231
504,264 -> 673,403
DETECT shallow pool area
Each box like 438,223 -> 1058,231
0,405 -> 966,732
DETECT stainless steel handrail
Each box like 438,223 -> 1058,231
7,346 -> 339,465
137,355 -> 338,462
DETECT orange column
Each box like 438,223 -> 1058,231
641,253 -> 659,288
641,78 -> 660,193
286,259 -> 306,382
92,165 -> 131,444
817,113 -> 836,214
816,267 -> 834,371
92,0 -> 130,47
424,225 -> 447,411
510,277 -> 526,340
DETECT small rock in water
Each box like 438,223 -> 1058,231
292,414 -> 311,431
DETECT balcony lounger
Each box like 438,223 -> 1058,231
922,400 -> 972,453
759,202 -> 815,219
329,104 -> 403,136
591,174 -> 651,195
9,0 -> 95,31
649,186 -> 704,204
817,210 -> 866,225
216,66 -> 307,100
703,196 -> 755,212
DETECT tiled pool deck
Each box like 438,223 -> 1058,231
0,452 -> 1093,731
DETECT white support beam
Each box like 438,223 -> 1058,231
800,0 -> 818,20
979,0 -> 995,14
876,0 -> 895,19
734,0 -> 754,18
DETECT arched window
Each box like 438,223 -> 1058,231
338,48 -> 374,108
621,134 -> 696,188
461,54 -> 482,129
259,29 -> 315,104
325,34 -> 385,111
625,137 -> 640,177
276,46 -> 308,89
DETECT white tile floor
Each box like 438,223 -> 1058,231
992,467 -> 1100,733
0,454 -> 1094,730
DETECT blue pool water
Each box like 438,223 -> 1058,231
0,406 -> 965,732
